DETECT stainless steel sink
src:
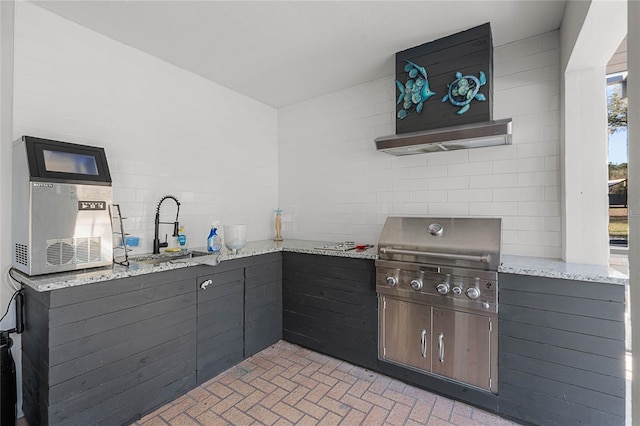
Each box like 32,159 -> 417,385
133,250 -> 214,265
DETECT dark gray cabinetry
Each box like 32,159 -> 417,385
282,252 -> 378,370
194,253 -> 282,383
21,253 -> 284,426
21,266 -> 207,426
244,254 -> 282,358
498,273 -> 626,426
195,266 -> 244,384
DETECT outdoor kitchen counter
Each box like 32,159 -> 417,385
14,242 -> 627,292
13,239 -> 378,292
499,254 -> 628,285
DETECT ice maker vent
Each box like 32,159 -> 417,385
76,237 -> 102,263
46,239 -> 75,266
15,244 -> 28,266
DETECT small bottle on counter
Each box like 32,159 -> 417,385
177,226 -> 188,251
207,223 -> 222,253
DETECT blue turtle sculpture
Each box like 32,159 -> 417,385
441,71 -> 487,115
395,60 -> 436,119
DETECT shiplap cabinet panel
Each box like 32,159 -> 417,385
22,266 -> 208,426
21,254 -> 283,426
282,252 -> 378,370
245,254 -> 282,358
497,273 -> 626,425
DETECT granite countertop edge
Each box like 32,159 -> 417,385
14,240 -> 628,292
499,254 -> 628,286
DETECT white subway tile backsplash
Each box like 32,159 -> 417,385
392,178 -> 428,191
14,3 -> 278,252
448,189 -> 492,203
518,171 -> 559,187
428,176 -> 470,190
493,187 -> 545,202
467,145 -> 517,162
517,230 -> 561,247
427,149 -> 469,166
12,8 -> 565,259
545,155 -> 560,171
278,31 -> 560,256
447,161 -> 493,176
469,202 -> 518,216
428,202 -> 469,216
469,174 -> 519,189
544,187 -> 559,201
502,216 -> 545,231
517,141 -> 559,158
409,165 -> 448,178
545,216 -> 562,232
410,190 -> 447,203
518,201 -> 560,217
493,157 -> 545,174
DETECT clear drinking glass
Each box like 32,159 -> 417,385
223,224 -> 247,254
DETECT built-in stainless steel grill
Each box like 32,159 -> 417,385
376,217 -> 501,394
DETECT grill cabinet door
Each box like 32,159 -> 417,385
380,297 -> 431,372
431,307 -> 492,391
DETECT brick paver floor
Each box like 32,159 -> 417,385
132,341 -> 520,426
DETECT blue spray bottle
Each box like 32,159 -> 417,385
207,222 -> 222,253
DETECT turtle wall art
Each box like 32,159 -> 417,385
394,23 -> 493,134
441,71 -> 487,115
395,60 -> 436,120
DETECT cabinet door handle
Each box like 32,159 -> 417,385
200,279 -> 213,290
420,329 -> 427,358
438,333 -> 445,363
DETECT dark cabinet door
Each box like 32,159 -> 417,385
245,257 -> 282,357
22,268 -> 200,426
196,268 -> 244,384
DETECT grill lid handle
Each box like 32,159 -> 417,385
379,247 -> 491,264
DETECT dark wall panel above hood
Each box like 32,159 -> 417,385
395,23 -> 493,134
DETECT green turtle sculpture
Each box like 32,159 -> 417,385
441,71 -> 487,115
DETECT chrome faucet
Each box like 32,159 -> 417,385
153,195 -> 181,254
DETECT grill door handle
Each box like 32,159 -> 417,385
380,247 -> 490,264
420,329 -> 427,358
438,333 -> 445,363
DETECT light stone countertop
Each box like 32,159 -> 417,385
12,240 -> 628,292
13,239 -> 377,292
499,254 -> 628,285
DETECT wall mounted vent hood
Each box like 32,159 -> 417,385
375,118 -> 512,156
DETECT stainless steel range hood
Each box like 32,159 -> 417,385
375,118 -> 512,156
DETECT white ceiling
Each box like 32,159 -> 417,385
33,0 -> 567,108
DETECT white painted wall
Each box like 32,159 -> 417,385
12,2 -> 279,256
279,31 -> 561,258
0,0 -> 22,419
559,0 -> 626,265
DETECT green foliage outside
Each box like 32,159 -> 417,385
608,88 -> 627,134
607,86 -> 628,240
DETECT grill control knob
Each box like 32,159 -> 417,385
436,283 -> 450,295
452,286 -> 462,295
410,279 -> 423,291
466,287 -> 480,299
386,276 -> 399,287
